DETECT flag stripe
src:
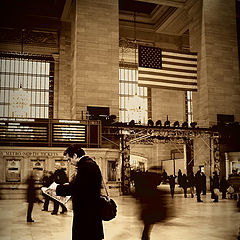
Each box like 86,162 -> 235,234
162,51 -> 198,59
138,75 -> 197,84
162,63 -> 197,71
138,80 -> 198,91
162,57 -> 197,65
138,67 -> 197,77
140,77 -> 197,86
138,45 -> 198,91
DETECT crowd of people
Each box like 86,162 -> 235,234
26,163 -> 69,222
155,168 -> 239,205
26,144 -> 104,240
26,144 -> 239,240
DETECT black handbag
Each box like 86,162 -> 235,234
100,180 -> 117,221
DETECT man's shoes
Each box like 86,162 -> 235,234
213,200 -> 218,202
60,211 -> 67,214
51,212 -> 57,215
42,209 -> 48,211
197,200 -> 203,202
27,219 -> 34,222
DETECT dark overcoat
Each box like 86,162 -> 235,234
56,156 -> 103,240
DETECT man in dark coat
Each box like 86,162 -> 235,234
195,170 -> 203,202
181,174 -> 188,198
212,171 -> 220,202
201,172 -> 207,195
169,175 -> 176,198
56,144 -> 104,240
220,176 -> 228,199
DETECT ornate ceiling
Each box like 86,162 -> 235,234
0,0 -> 195,36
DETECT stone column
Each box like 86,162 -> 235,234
189,0 -> 240,176
71,0 -> 119,119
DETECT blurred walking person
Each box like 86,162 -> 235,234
181,174 -> 188,198
177,169 -> 183,187
132,170 -> 168,240
169,175 -> 176,198
188,170 -> 195,198
201,172 -> 207,195
26,172 -> 36,222
195,170 -> 203,202
212,171 -> 220,202
42,171 -> 53,211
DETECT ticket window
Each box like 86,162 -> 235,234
31,159 -> 45,183
6,159 -> 21,182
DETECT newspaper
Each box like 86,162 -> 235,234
41,182 -> 71,205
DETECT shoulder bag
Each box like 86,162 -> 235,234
100,179 -> 117,221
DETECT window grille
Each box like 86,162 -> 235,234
186,91 -> 193,126
0,52 -> 54,119
119,64 -> 148,124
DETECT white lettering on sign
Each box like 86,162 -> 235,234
3,151 -> 60,157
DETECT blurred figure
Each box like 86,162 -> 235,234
220,176 -> 228,199
195,170 -> 203,202
201,172 -> 207,195
162,169 -> 168,184
177,169 -> 182,187
51,163 -> 68,215
212,171 -> 220,202
42,171 -> 54,211
181,174 -> 188,198
169,175 -> 176,198
132,171 -> 168,240
187,170 -> 195,198
228,170 -> 240,208
26,172 -> 36,222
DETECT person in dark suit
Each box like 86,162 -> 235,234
181,174 -> 188,198
55,144 -> 104,240
169,175 -> 176,198
26,172 -> 36,222
201,172 -> 207,195
220,176 -> 228,199
195,170 -> 203,202
51,163 -> 68,215
187,170 -> 195,198
212,171 -> 220,202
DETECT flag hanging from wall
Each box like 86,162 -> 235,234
138,45 -> 198,91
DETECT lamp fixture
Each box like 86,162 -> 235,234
156,120 -> 162,127
190,122 -> 197,128
173,121 -> 180,128
182,122 -> 188,128
148,119 -> 154,127
129,120 -> 135,127
164,115 -> 170,127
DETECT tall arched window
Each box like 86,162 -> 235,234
119,39 -> 148,124
0,52 -> 54,119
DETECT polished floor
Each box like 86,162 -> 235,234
0,187 -> 239,240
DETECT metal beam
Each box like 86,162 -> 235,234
136,0 -> 185,8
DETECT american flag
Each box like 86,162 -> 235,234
138,45 -> 198,91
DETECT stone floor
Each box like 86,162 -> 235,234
0,189 -> 239,240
